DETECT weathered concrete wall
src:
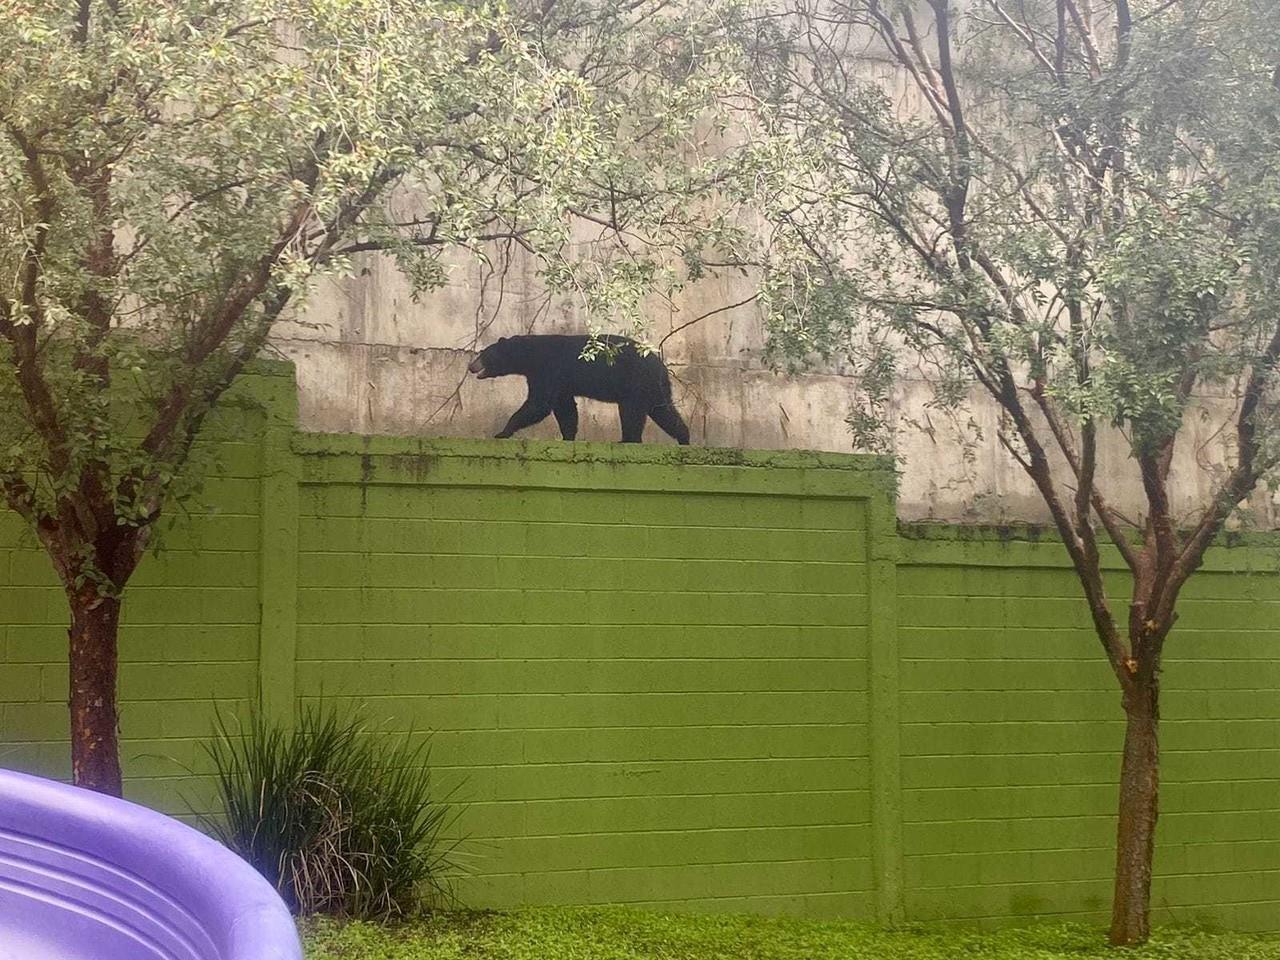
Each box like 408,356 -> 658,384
267,24 -> 1277,527
274,254 -> 853,446
271,253 -> 1279,526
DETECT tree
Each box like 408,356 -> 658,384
753,0 -> 1280,944
0,0 -> 815,796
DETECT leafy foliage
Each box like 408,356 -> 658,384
0,0 -> 823,589
200,704 -> 460,919
749,0 -> 1280,944
302,908 -> 1280,960
0,0 -> 828,791
755,0 -> 1280,487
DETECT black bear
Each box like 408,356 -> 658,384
468,334 -> 691,444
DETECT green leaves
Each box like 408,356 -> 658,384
752,0 -> 1280,470
201,702 -> 461,918
1,0 -> 828,583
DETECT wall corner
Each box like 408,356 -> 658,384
866,483 -> 904,924
256,363 -> 300,726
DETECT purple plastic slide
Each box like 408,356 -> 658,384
0,768 -> 302,960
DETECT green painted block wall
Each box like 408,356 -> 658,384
291,443 -> 885,918
898,531 -> 1280,930
2,362 -> 1279,928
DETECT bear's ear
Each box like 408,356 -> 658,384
498,336 -> 509,344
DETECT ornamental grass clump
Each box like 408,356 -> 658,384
200,704 -> 459,919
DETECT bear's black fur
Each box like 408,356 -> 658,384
468,335 -> 691,444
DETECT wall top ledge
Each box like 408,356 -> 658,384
291,432 -> 896,475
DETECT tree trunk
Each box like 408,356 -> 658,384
67,591 -> 124,796
1109,679 -> 1160,945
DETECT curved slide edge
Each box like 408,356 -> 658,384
0,768 -> 301,960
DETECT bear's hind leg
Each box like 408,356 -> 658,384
553,396 -> 579,440
648,402 -> 690,445
618,401 -> 647,443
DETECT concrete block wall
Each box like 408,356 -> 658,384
2,363 -> 1279,927
287,438 -> 893,917
274,255 -> 1280,529
898,530 -> 1280,929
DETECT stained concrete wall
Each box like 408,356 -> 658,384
271,251 -> 1279,527
267,17 -> 1277,527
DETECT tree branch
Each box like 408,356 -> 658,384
75,0 -> 90,42
1029,384 -> 1140,572
328,229 -> 532,257
1113,0 -> 1133,71
0,128 -> 72,477
659,294 -> 759,350
983,0 -> 1058,78
997,371 -> 1132,684
138,198 -> 312,464
866,2 -> 954,132
1061,0 -> 1103,80
1154,322 -> 1280,622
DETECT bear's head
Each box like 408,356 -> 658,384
468,337 -> 519,379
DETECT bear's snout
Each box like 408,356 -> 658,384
468,356 -> 490,378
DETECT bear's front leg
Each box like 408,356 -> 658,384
496,396 -> 553,438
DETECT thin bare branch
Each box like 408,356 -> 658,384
659,294 -> 759,351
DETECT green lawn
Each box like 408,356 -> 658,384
303,908 -> 1280,960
